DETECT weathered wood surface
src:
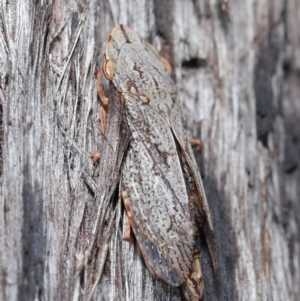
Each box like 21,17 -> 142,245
0,0 -> 299,300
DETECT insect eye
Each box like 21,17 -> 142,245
103,59 -> 116,80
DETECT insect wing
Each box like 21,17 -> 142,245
170,98 -> 217,271
121,93 -> 195,286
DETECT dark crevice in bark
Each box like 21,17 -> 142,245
217,0 -> 230,31
182,58 -> 207,69
153,0 -> 174,42
284,122 -> 299,174
0,102 -> 3,177
193,144 -> 238,301
153,0 -> 175,79
20,163 -> 44,301
254,28 -> 280,148
202,179 -> 237,301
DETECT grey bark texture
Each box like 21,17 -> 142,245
0,0 -> 299,300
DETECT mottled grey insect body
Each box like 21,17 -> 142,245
101,24 -> 216,301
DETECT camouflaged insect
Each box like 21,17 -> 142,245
101,24 -> 216,301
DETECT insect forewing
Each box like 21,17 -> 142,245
120,92 -> 195,286
170,99 -> 217,271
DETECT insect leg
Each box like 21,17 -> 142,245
94,67 -> 108,133
188,138 -> 202,151
121,190 -> 132,242
182,252 -> 204,301
122,212 -> 132,242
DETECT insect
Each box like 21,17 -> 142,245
99,24 -> 216,301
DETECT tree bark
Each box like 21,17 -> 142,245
0,0 -> 299,300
